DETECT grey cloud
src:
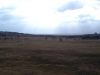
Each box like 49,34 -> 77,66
77,14 -> 100,34
56,14 -> 100,35
57,1 -> 84,12
78,14 -> 91,19
77,14 -> 98,24
77,14 -> 94,23
90,0 -> 100,10
78,20 -> 100,34
0,6 -> 51,34
0,6 -> 15,13
0,12 -> 13,22
0,6 -> 27,33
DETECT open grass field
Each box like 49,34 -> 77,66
0,36 -> 100,75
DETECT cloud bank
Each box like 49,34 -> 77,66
0,0 -> 100,35
0,6 -> 26,32
57,0 -> 84,12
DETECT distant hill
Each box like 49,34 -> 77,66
0,31 -> 100,39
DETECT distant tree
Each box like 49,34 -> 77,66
74,38 -> 76,40
81,35 -> 90,39
95,32 -> 97,35
66,37 -> 68,39
45,37 -> 47,39
59,38 -> 62,41
2,34 -> 6,37
52,37 -> 55,39
5,37 -> 7,40
11,37 -> 12,40
17,34 -> 21,37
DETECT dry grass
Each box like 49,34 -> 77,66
0,36 -> 100,75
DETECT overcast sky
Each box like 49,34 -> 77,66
0,0 -> 100,35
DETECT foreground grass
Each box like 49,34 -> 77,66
0,37 -> 100,75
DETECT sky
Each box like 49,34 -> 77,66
0,0 -> 100,35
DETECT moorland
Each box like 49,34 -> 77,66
0,31 -> 100,75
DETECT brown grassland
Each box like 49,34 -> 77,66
0,36 -> 100,75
